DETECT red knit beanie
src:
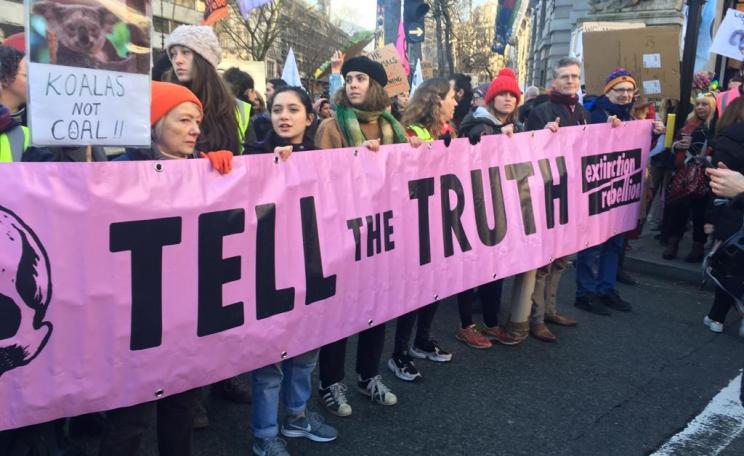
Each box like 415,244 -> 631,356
151,81 -> 203,127
484,68 -> 522,104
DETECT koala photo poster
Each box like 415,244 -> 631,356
25,0 -> 151,146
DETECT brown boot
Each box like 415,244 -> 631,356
545,313 -> 577,327
506,321 -> 530,342
684,242 -> 705,263
662,237 -> 680,260
530,324 -> 557,342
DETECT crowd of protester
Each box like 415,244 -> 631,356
1,23 -> 743,456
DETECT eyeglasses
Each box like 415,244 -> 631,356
611,88 -> 635,94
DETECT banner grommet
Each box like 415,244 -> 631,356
154,389 -> 164,398
154,163 -> 164,173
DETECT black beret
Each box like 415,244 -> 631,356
341,56 -> 388,87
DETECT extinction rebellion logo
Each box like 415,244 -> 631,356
0,206 -> 53,376
581,149 -> 643,216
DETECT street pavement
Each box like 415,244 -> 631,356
78,267 -> 744,456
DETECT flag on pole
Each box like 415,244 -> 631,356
281,48 -> 303,87
395,18 -> 410,76
236,0 -> 272,20
410,59 -> 423,97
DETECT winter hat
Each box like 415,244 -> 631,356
604,67 -> 636,94
165,25 -> 222,69
2,33 -> 25,54
484,68 -> 522,104
151,81 -> 203,127
473,83 -> 489,99
341,56 -> 388,87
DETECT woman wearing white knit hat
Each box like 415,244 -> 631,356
165,25 -> 251,155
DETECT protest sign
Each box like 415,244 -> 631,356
202,0 -> 229,25
0,122 -> 653,431
367,44 -> 410,97
710,8 -> 744,61
421,61 -> 434,79
25,0 -> 151,146
583,26 -> 680,99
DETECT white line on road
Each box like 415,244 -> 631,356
651,373 -> 744,456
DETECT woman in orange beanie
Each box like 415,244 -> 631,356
115,81 -> 232,173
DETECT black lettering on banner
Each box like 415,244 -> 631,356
383,210 -> 395,251
504,162 -> 537,235
255,204 -> 295,319
581,149 -> 643,215
198,209 -> 245,337
538,157 -> 569,229
440,174 -> 472,257
587,170 -> 644,215
408,177 -> 435,265
109,217 -> 182,351
470,167 -> 507,246
346,218 -> 363,261
366,213 -> 382,257
300,197 -> 336,305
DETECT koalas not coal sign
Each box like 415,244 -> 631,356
24,0 -> 151,146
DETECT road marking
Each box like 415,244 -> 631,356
651,373 -> 744,456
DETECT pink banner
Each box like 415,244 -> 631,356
0,122 -> 652,431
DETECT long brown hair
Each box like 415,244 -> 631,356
486,95 -> 518,126
334,79 -> 390,112
716,96 -> 744,137
401,78 -> 451,137
165,53 -> 240,154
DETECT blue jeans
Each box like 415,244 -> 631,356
251,349 -> 318,439
575,234 -> 625,298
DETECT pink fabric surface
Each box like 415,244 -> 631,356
0,122 -> 652,430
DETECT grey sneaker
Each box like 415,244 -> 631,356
357,375 -> 398,405
252,437 -> 290,456
280,410 -> 338,442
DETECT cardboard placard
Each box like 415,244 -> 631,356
421,61 -> 434,79
583,26 -> 681,99
25,0 -> 151,146
366,44 -> 410,97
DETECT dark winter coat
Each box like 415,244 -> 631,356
588,96 -> 633,124
115,146 -> 198,161
244,130 -> 318,154
524,99 -> 589,132
708,122 -> 744,241
458,107 -> 524,141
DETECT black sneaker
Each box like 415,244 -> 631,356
600,290 -> 632,312
574,295 -> 611,316
318,382 -> 352,417
387,353 -> 422,382
410,340 -> 453,362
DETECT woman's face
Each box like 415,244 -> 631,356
156,102 -> 202,158
319,102 -> 332,119
345,71 -> 370,106
439,86 -> 458,125
694,99 -> 712,120
168,46 -> 194,83
271,91 -> 312,144
492,92 -> 517,117
396,93 -> 409,109
266,82 -> 276,100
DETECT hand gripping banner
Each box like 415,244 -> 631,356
0,122 -> 652,430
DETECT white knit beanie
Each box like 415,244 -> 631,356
165,25 -> 222,69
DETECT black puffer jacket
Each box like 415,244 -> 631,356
458,107 -> 524,142
709,122 -> 744,241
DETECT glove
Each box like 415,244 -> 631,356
200,150 -> 233,175
442,133 -> 452,147
468,131 -> 482,146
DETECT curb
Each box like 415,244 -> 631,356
624,254 -> 713,289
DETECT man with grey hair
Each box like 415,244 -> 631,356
518,85 -> 542,123
524,57 -> 588,132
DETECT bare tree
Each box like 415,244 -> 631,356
215,0 -> 286,61
431,0 -> 456,75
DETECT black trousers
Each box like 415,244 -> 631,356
708,287 -> 735,324
662,195 -> 708,243
456,279 -> 504,328
319,323 -> 386,387
98,388 -> 200,456
393,302 -> 439,356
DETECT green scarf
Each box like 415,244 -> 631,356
336,105 -> 407,147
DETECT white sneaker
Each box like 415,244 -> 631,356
704,316 -> 724,333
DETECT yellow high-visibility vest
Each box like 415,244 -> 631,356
0,126 -> 30,162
